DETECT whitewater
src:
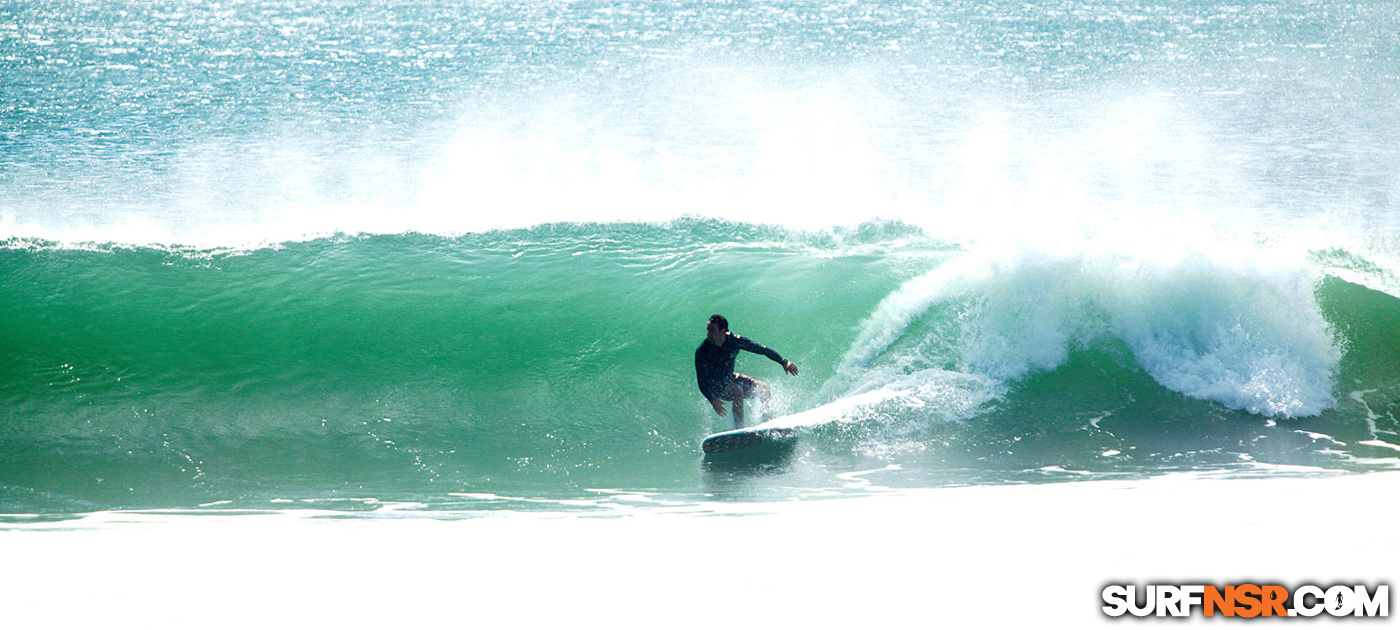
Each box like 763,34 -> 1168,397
3,0 -> 1398,626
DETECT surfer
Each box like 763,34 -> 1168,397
695,314 -> 799,428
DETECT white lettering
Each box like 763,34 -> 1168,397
1291,585 -> 1325,617
1180,584 -> 1205,615
1353,585 -> 1388,617
1102,585 -> 1129,617
1325,585 -> 1355,616
1126,585 -> 1156,617
1156,585 -> 1184,617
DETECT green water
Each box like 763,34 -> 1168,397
3,222 -> 1398,515
4,0 -> 1400,517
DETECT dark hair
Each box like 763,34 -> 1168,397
709,314 -> 728,331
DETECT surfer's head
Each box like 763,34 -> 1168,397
707,314 -> 728,344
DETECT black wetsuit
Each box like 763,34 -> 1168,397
695,332 -> 787,401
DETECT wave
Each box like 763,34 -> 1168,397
3,221 -> 1399,514
834,237 -> 1345,419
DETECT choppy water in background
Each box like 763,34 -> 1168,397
3,0 -> 1399,518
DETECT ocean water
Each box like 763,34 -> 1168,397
3,0 -> 1400,524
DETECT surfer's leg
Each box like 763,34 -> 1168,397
733,373 -> 769,421
724,383 -> 745,427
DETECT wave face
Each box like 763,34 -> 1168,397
4,0 -> 1400,514
3,227 -> 1399,514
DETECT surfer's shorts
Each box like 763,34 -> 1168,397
715,373 -> 759,401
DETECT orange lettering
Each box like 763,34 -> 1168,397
1235,584 -> 1263,618
1262,585 -> 1290,616
1204,585 -> 1234,617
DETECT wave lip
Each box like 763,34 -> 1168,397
1110,249 -> 1341,419
837,239 -> 1342,419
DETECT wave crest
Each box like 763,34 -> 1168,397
836,240 -> 1341,418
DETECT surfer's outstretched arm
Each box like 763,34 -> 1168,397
732,335 -> 799,377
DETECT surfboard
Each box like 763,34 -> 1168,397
701,424 -> 798,454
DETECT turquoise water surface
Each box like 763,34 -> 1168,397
4,0 -> 1399,518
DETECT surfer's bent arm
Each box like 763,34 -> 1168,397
734,335 -> 799,375
732,335 -> 784,364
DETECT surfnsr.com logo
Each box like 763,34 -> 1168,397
1102,583 -> 1389,618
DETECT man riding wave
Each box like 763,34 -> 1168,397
695,314 -> 799,428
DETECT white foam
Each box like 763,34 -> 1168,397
755,388 -> 908,430
1359,440 -> 1400,453
1316,234 -> 1400,300
834,234 -> 1342,419
4,471 -> 1396,628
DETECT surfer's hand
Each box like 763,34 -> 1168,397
710,398 -> 727,416
784,361 -> 799,376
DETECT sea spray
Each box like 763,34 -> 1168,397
827,232 -> 1342,422
4,0 -> 1399,516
